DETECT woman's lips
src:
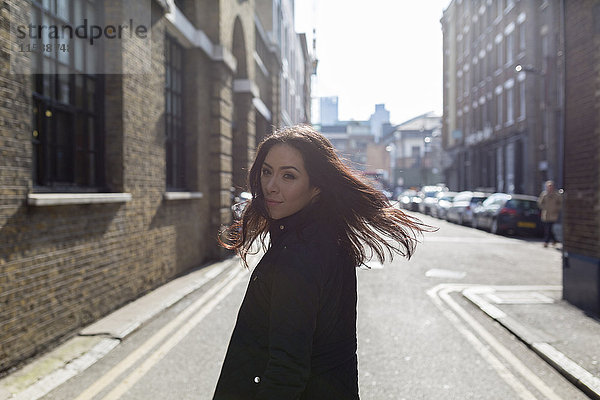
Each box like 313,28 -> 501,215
265,199 -> 282,206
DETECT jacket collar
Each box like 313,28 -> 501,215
268,203 -> 317,245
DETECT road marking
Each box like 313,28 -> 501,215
364,260 -> 385,269
423,236 -> 518,244
427,284 -> 563,400
74,267 -> 246,400
464,286 -> 600,399
425,268 -> 466,279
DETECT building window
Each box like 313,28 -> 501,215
165,35 -> 186,189
497,92 -> 503,127
506,0 -> 515,13
519,82 -> 526,118
497,40 -> 503,69
496,146 -> 504,192
519,24 -> 526,51
31,0 -> 103,189
506,32 -> 514,65
411,146 -> 421,168
506,87 -> 514,124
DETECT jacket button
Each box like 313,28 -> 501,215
279,225 -> 284,230
254,376 -> 261,383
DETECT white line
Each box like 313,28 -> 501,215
463,285 -> 600,398
74,267 -> 245,400
427,285 -> 539,400
423,236 -> 517,244
434,285 -> 564,400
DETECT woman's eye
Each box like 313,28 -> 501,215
261,168 -> 271,176
283,173 -> 296,180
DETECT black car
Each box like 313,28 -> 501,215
472,193 -> 543,236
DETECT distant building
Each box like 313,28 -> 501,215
369,104 -> 391,143
256,0 -> 314,131
441,0 -> 563,195
320,96 -> 339,125
381,112 -> 443,189
321,120 -> 374,172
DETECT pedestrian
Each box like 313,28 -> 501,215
537,180 -> 562,247
213,125 -> 430,400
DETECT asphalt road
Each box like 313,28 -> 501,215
39,209 -> 587,400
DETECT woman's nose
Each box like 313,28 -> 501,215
265,177 -> 278,193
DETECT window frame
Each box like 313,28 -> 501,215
30,0 -> 105,191
164,34 -> 187,191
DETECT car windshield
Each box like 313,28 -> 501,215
471,196 -> 487,203
506,199 -> 539,210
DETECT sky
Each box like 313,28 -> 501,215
295,0 -> 452,125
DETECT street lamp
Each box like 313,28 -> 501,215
385,143 -> 396,189
515,64 -> 541,74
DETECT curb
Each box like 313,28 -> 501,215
463,286 -> 600,400
0,257 -> 240,400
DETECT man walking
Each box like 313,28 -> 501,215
537,180 -> 562,247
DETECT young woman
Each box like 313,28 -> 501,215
213,125 -> 429,400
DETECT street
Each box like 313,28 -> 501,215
36,210 -> 587,400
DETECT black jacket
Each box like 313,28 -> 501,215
213,206 -> 359,400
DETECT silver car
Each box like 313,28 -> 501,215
446,191 -> 490,225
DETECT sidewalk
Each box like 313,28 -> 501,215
0,256 -> 242,400
463,285 -> 600,400
1,257 -> 599,399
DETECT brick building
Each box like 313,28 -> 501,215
0,0 -> 313,373
562,0 -> 600,316
441,0 -> 564,195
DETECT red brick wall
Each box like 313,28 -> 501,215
563,0 -> 600,259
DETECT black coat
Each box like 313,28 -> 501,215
213,207 -> 359,400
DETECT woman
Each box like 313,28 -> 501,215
213,125 -> 428,400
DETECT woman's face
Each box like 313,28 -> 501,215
260,143 -> 320,220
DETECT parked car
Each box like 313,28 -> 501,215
418,185 -> 445,215
472,193 -> 543,236
231,191 -> 252,221
431,191 -> 458,219
398,190 -> 419,211
446,191 -> 490,225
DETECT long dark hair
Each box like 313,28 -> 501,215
220,125 -> 433,268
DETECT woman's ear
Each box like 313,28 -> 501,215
311,186 -> 321,200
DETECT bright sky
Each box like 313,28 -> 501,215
295,0 -> 451,125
